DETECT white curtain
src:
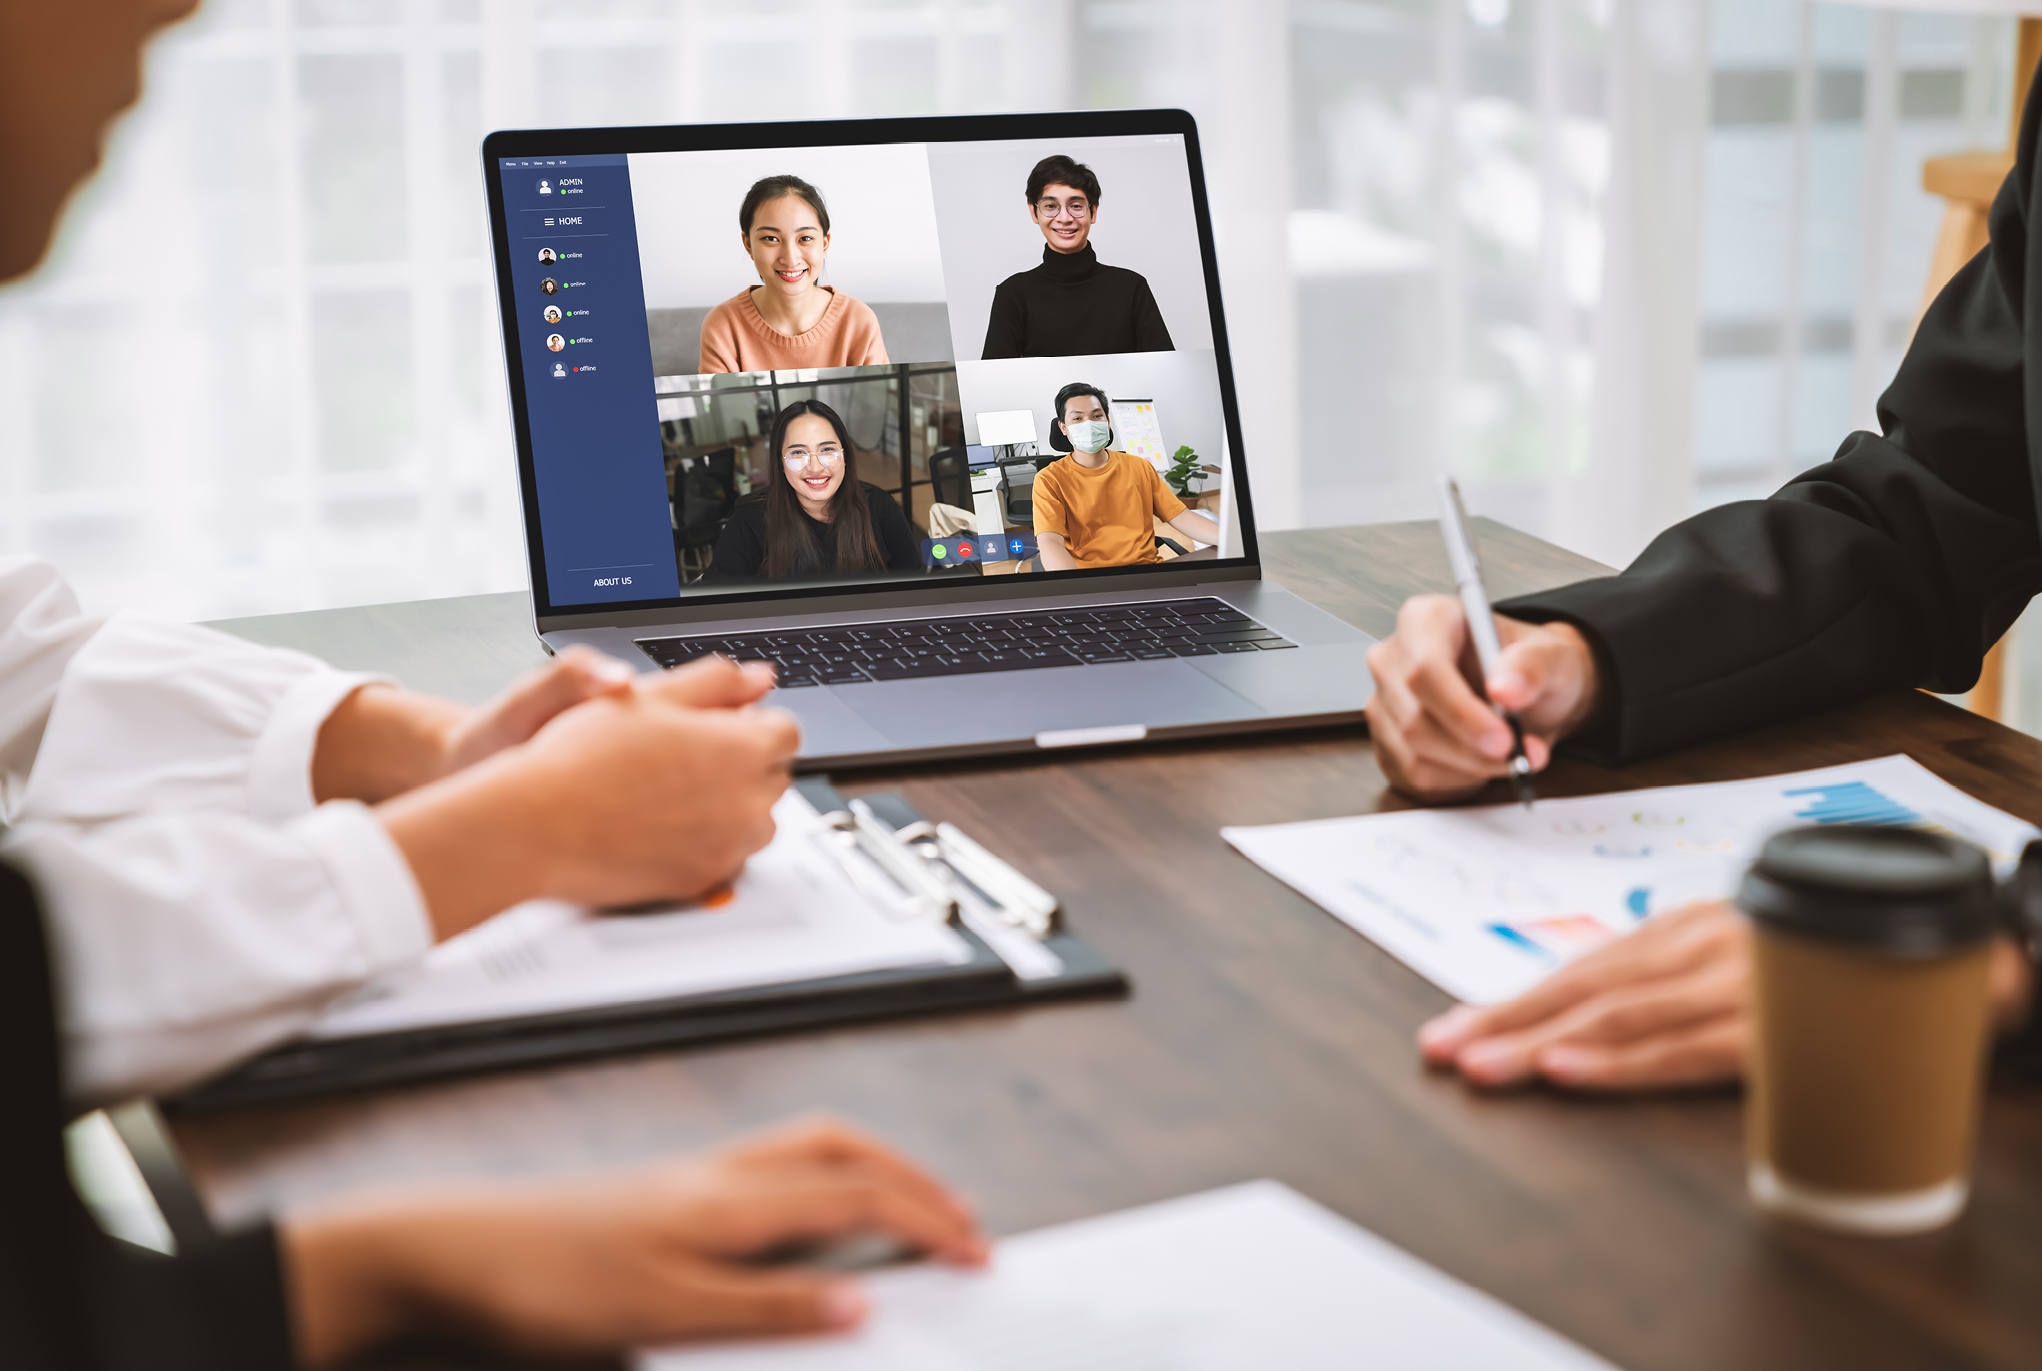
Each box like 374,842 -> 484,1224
14,0 -> 1956,621
1289,0 -> 1674,569
1694,1 -> 2017,510
1557,0 -> 1709,568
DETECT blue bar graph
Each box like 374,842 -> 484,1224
1783,780 -> 1921,828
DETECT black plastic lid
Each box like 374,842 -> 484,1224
1736,825 -> 1997,956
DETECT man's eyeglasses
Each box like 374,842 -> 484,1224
1034,198 -> 1092,220
782,444 -> 845,470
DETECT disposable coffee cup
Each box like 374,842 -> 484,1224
1739,824 -> 1998,1236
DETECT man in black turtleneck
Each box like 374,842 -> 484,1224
980,154 -> 1174,359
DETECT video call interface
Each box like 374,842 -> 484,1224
498,131 -> 1241,608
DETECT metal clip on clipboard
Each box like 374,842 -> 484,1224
811,802 -> 1059,941
811,803 -> 956,925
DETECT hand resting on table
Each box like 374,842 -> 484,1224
1418,900 -> 2036,1091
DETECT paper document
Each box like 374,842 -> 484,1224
1223,755 -> 2038,1004
309,791 -> 973,1039
640,1180 -> 1619,1370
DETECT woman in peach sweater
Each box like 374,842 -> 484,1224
697,174 -> 889,373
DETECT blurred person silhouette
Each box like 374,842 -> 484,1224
0,3 -> 987,1365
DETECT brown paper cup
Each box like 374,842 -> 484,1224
1739,825 -> 1998,1236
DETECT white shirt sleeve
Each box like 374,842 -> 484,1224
7,801 -> 432,1106
0,555 -> 105,819
16,605 -> 391,827
0,555 -> 438,1104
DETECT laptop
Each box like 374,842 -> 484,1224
482,109 -> 1375,769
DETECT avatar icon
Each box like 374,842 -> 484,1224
552,362 -> 567,377
540,277 -> 559,295
537,179 -> 553,194
537,247 -> 557,264
543,304 -> 562,323
546,333 -> 566,352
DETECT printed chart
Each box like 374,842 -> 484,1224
1222,756 -> 2037,1005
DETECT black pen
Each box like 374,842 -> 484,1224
1436,475 -> 1536,810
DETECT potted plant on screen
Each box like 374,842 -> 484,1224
1163,445 -> 1221,502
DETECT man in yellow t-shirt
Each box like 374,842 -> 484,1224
1031,383 -> 1222,570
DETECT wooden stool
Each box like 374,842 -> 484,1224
1916,17 -> 2042,720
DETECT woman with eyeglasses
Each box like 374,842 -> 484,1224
980,154 -> 1174,360
698,175 -> 889,373
705,399 -> 921,579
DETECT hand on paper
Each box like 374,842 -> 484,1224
1418,900 -> 1751,1090
1417,900 -> 2039,1092
380,655 -> 799,937
1365,594 -> 1603,801
314,645 -> 638,803
282,1114 -> 988,1369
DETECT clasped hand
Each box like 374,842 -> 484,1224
322,648 -> 801,940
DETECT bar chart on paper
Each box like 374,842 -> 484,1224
1784,780 -> 1921,827
1222,756 -> 2037,1004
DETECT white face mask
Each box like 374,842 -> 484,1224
1065,419 -> 1111,453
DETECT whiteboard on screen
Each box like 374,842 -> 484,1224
1112,397 -> 1168,470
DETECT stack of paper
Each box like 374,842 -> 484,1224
640,1181 -> 1619,1369
1224,756 -> 2036,1004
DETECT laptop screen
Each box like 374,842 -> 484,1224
487,113 -> 1253,617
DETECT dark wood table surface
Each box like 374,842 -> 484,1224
184,519 -> 2042,1371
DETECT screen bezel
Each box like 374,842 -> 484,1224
480,108 -> 1263,632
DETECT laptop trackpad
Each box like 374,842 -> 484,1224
832,660 -> 1261,750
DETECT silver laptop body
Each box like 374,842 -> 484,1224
483,110 -> 1374,770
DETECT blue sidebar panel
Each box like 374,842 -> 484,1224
503,155 -> 681,606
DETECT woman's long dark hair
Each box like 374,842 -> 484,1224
761,398 -> 884,579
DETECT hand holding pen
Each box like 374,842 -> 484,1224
1357,477 -> 1607,805
1433,476 -> 1536,808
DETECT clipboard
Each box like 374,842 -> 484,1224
167,780 -> 1127,1115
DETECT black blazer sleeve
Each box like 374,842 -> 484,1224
0,861 -> 295,1371
1130,276 -> 1173,353
1498,81 -> 2042,766
703,499 -> 767,580
981,279 -> 1026,360
90,1229 -> 296,1371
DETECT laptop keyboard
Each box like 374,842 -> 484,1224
635,597 -> 1297,689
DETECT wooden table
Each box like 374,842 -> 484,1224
184,520 -> 2042,1371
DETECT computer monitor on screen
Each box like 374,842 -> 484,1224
976,410 -> 1037,447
